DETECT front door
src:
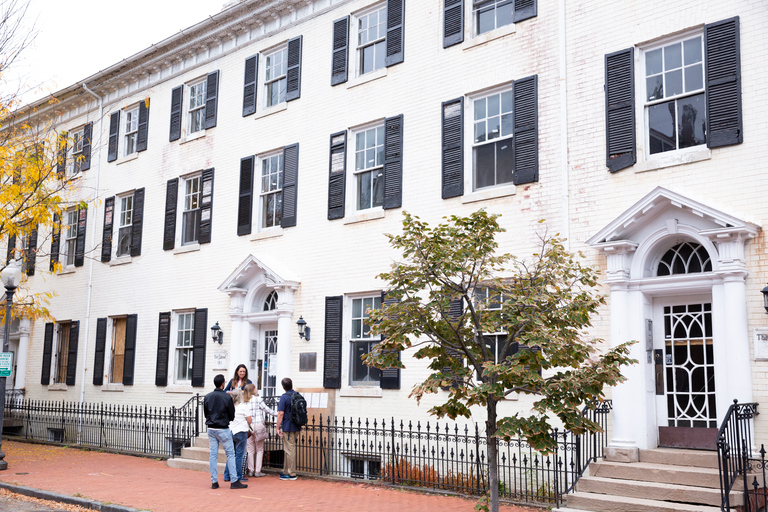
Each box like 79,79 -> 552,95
654,297 -> 718,449
261,327 -> 278,398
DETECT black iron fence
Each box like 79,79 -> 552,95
717,399 -> 761,511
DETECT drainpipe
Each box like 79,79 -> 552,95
558,0 -> 570,250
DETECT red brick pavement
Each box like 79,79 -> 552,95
0,441 -> 540,512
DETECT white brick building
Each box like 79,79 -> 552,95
5,0 -> 768,456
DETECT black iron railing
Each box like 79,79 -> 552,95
717,399 -> 760,511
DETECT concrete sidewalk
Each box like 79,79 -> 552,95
0,440 -> 540,512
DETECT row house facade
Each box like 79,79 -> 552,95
4,0 -> 768,459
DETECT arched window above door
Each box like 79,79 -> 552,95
657,242 -> 712,276
263,291 -> 278,311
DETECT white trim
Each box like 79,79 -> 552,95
253,102 -> 287,120
346,67 -> 387,89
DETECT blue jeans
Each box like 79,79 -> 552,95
225,431 -> 247,482
208,428 -> 238,484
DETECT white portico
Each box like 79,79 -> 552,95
588,187 -> 759,457
218,255 -> 299,397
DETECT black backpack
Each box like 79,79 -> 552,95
289,391 -> 308,427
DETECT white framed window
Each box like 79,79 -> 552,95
69,127 -> 84,175
349,456 -> 381,480
474,0 -> 515,35
187,80 -> 207,134
353,124 -> 385,210
643,34 -> 706,156
259,152 -> 283,229
54,322 -> 71,384
62,209 -> 78,267
349,295 -> 382,386
182,175 -> 201,245
472,87 -> 513,190
264,47 -> 288,108
123,106 -> 139,156
116,194 -> 133,257
109,317 -> 127,384
355,4 -> 387,76
174,311 -> 195,384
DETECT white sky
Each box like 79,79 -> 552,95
7,0 -> 225,105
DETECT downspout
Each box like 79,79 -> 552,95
558,0 -> 570,250
78,83 -> 103,414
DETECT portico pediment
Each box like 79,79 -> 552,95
218,254 -> 299,293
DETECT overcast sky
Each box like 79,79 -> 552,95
8,0 -> 225,105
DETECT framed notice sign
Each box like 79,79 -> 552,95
0,352 -> 13,377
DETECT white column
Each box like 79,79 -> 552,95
14,318 -> 30,390
722,273 -> 753,405
276,312 -> 293,384
226,290 -> 249,377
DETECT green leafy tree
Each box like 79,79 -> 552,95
365,211 -> 635,512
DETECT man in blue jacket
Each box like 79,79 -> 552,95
203,374 -> 247,489
276,377 -> 300,480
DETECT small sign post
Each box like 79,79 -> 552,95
0,352 -> 12,378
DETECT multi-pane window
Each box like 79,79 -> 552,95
70,128 -> 84,175
110,317 -> 127,384
116,194 -> 133,257
182,176 -> 201,245
645,35 -> 706,155
260,153 -> 283,228
124,107 -> 139,156
175,312 -> 194,383
354,125 -> 385,210
63,209 -> 78,267
350,295 -> 382,385
357,5 -> 386,76
475,0 -> 514,35
265,48 -> 288,108
54,322 -> 71,384
473,89 -> 513,189
188,80 -> 207,134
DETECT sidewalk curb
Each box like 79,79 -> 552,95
0,482 -> 141,512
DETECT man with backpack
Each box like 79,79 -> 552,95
276,377 -> 306,480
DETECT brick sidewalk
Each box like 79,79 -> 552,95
0,441 -> 540,512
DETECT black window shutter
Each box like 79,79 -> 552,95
107,111 -> 120,163
323,296 -> 343,389
130,188 -> 145,256
137,100 -> 150,152
101,196 -> 114,263
604,48 -> 636,173
81,122 -> 92,171
331,17 -> 349,86
386,0 -> 405,66
443,0 -> 463,48
286,36 -> 303,102
237,156 -> 255,236
65,320 -> 79,386
328,131 -> 347,220
49,214 -> 60,271
123,314 -> 137,385
5,234 -> 14,264
243,55 -> 259,116
74,206 -> 87,267
155,312 -> 171,386
512,75 -> 538,185
281,143 -> 300,228
379,292 -> 401,390
199,168 -> 214,244
705,16 -> 742,148
169,85 -> 183,142
191,308 -> 208,387
383,115 -> 403,209
41,323 -> 54,385
204,70 -> 219,130
442,97 -> 464,198
24,226 -> 37,276
163,178 -> 178,251
513,0 -> 537,22
93,317 -> 107,386
57,133 -> 67,176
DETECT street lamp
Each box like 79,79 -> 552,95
0,259 -> 22,471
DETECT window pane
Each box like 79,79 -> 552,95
356,132 -> 365,151
487,94 -> 500,117
362,44 -> 374,75
352,298 -> 362,318
366,128 -> 376,148
474,98 -> 486,121
355,151 -> 365,171
358,172 -> 371,209
665,69 -> 682,97
475,121 -> 486,144
496,1 -> 514,28
374,40 -> 385,71
352,342 -> 369,381
684,63 -> 703,92
487,116 -> 500,140
646,48 -> 663,76
648,101 -> 676,155
647,75 -> 663,101
496,140 -> 513,185
501,113 -> 513,137
677,93 -> 706,149
683,37 -> 702,65
474,144 -> 495,189
372,170 -> 383,208
117,227 -> 131,257
501,90 -> 513,114
664,43 -> 682,70
477,7 -> 494,34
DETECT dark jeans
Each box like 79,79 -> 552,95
224,431 -> 248,481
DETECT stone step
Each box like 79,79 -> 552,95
567,491 -> 722,512
639,448 -> 719,469
577,476 -> 733,507
167,458 -> 226,473
589,460 -> 723,489
180,445 -> 229,463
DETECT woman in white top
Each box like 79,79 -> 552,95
225,388 -> 251,483
244,383 -> 277,477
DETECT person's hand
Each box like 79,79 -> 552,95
277,428 -> 283,438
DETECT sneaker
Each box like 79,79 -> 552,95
240,477 -> 249,482
279,474 -> 297,481
211,482 -> 219,489
254,472 -> 266,478
230,480 -> 248,489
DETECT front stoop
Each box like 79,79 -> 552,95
560,448 -> 740,512
167,435 -> 227,473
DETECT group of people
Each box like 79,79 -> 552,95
203,364 -> 302,489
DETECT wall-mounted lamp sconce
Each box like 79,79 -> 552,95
297,316 -> 310,341
210,322 -> 224,344
761,285 -> 768,314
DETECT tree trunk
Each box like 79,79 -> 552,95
486,397 -> 499,512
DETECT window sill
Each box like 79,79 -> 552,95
48,384 -> 67,391
166,384 -> 195,394
251,228 -> 284,241
339,387 -> 383,398
110,256 -> 132,266
343,208 -> 385,225
346,68 -> 387,90
636,147 -> 711,173
102,383 -> 125,392
463,24 -> 516,52
116,152 -> 139,165
58,267 -> 76,275
173,243 -> 200,255
180,130 -> 206,144
254,102 -> 287,120
461,184 -> 516,204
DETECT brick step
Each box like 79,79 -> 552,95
566,491 -> 722,512
589,460 -> 724,489
639,449 -> 719,469
577,476 -> 733,507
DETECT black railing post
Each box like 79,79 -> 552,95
475,423 -> 481,495
391,418 -> 396,485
